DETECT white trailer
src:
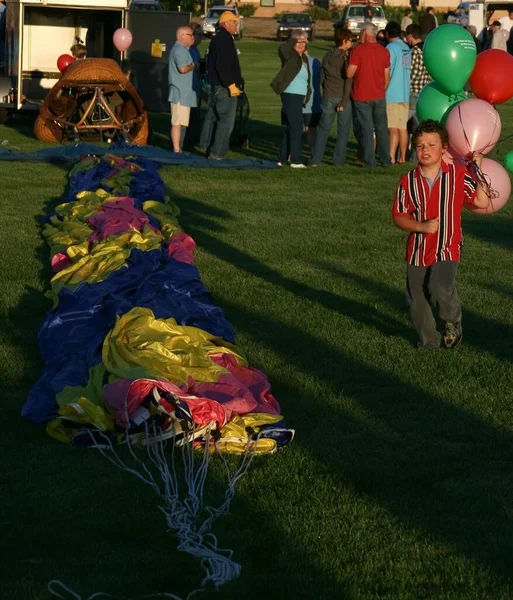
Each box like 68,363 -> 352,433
1,0 -> 127,117
0,0 -> 190,122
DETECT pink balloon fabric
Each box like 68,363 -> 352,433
467,158 -> 511,215
167,232 -> 196,264
104,378 -> 229,427
445,99 -> 501,157
51,252 -> 72,273
113,28 -> 133,53
86,197 -> 158,242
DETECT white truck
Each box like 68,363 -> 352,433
0,0 -> 189,122
449,0 -> 513,37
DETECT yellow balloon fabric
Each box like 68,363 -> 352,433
143,200 -> 182,241
211,413 -> 284,455
47,227 -> 163,303
102,307 -> 246,384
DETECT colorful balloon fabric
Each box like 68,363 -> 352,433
468,50 -> 513,105
423,25 -> 476,95
23,154 -> 293,454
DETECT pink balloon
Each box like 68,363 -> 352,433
113,28 -> 133,52
467,158 -> 511,215
445,99 -> 501,158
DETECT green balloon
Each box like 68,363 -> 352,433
423,24 -> 477,95
416,82 -> 466,124
504,151 -> 513,173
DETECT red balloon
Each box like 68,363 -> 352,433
469,49 -> 513,105
57,54 -> 74,74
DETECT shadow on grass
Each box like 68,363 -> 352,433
175,193 -> 513,585
313,260 -> 513,363
464,215 -> 513,252
8,170 -> 513,598
216,293 -> 513,585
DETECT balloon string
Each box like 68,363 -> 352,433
466,159 -> 497,211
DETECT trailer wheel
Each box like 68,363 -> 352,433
0,108 -> 9,125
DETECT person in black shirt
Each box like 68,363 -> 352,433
199,11 -> 243,160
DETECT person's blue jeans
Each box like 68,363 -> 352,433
310,97 -> 352,166
200,85 -> 237,159
278,92 -> 304,164
353,98 -> 391,168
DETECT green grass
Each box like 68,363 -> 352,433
2,39 -> 513,600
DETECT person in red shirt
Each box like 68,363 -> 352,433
346,23 -> 391,168
392,120 -> 490,349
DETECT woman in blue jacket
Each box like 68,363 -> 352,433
271,30 -> 311,168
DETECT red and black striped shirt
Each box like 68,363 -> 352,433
392,162 -> 477,267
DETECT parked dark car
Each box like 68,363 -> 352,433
276,13 -> 315,41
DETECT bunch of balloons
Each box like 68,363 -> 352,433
416,25 -> 512,216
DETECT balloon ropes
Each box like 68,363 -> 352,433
22,153 -> 294,598
416,25 -> 511,215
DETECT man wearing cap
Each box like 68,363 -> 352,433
200,10 -> 243,160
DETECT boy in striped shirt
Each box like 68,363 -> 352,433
392,120 -> 490,349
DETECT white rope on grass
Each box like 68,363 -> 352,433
48,407 -> 291,599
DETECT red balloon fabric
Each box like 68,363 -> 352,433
469,50 -> 513,105
57,54 -> 74,74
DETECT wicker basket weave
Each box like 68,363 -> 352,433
34,115 -> 62,143
62,58 -> 126,84
34,58 -> 149,145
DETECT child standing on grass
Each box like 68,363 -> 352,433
392,120 -> 490,349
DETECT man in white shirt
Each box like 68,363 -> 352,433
401,9 -> 413,32
491,21 -> 509,50
500,9 -> 513,31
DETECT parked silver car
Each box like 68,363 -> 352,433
202,5 -> 244,40
340,3 -> 388,37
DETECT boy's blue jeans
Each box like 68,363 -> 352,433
353,98 -> 391,168
406,261 -> 461,348
310,97 -> 352,167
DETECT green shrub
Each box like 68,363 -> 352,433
305,6 -> 339,20
239,3 -> 257,18
383,6 -> 447,26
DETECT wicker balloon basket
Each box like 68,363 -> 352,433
34,58 -> 149,145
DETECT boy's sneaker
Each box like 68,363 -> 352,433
290,163 -> 306,169
444,321 -> 462,349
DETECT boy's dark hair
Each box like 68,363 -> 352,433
426,6 -> 434,12
412,120 -> 449,148
385,21 -> 401,38
334,27 -> 352,45
492,20 -> 501,27
406,23 -> 422,38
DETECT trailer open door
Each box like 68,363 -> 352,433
3,0 -> 23,109
125,10 -> 190,112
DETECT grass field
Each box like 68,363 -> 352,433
2,39 -> 513,600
